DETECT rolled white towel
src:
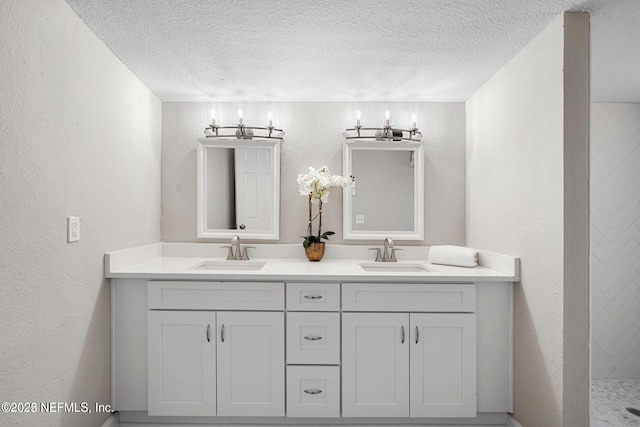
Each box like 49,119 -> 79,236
429,245 -> 478,268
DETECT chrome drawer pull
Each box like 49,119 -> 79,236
221,324 -> 225,343
401,325 -> 405,344
206,324 -> 211,342
304,335 -> 323,341
303,295 -> 323,300
415,326 -> 419,344
304,388 -> 323,395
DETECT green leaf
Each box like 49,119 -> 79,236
320,231 -> 335,240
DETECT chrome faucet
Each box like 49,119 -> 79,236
231,235 -> 241,258
383,237 -> 394,261
222,235 -> 254,260
369,237 -> 401,262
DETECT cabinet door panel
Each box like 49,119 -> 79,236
217,311 -> 285,416
342,313 -> 409,417
147,311 -> 216,416
410,313 -> 476,417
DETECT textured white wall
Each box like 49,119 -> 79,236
162,102 -> 466,246
591,103 -> 640,379
0,1 -> 161,426
467,14 -> 590,427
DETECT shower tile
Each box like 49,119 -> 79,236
592,379 -> 640,426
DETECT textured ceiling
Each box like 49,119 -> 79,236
65,0 -> 639,102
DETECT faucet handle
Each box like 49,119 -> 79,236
368,248 -> 382,262
220,245 -> 235,260
389,248 -> 403,262
241,246 -> 255,260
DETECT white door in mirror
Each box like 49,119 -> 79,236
235,148 -> 273,232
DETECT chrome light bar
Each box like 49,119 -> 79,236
343,125 -> 422,142
204,124 -> 285,140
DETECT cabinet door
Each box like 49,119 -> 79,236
342,313 -> 409,417
410,313 -> 476,417
217,311 -> 285,416
147,311 -> 216,416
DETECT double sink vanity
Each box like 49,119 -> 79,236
105,135 -> 519,425
106,242 -> 519,426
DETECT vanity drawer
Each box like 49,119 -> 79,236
286,366 -> 340,418
147,281 -> 284,310
287,313 -> 340,365
286,282 -> 340,311
342,283 -> 476,312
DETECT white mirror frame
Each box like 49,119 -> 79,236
343,140 -> 424,240
197,138 -> 280,239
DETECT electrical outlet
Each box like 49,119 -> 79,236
67,216 -> 80,242
355,215 -> 365,224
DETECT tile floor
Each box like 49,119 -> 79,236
592,379 -> 640,426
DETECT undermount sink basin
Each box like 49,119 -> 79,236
359,262 -> 435,273
189,260 -> 266,271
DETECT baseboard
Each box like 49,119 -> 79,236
104,411 -> 523,427
101,412 -> 119,427
117,410 -> 510,426
507,414 -> 523,427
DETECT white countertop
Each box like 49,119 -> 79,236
105,243 -> 519,283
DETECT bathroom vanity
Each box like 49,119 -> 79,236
106,243 -> 518,426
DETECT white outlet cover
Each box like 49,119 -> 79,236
355,215 -> 365,224
67,216 -> 80,242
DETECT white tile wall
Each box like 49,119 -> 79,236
591,103 -> 640,379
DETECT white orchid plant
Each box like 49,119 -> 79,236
297,166 -> 354,248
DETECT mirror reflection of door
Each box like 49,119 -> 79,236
206,147 -> 272,232
234,148 -> 273,232
198,138 -> 280,239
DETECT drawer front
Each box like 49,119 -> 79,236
342,283 -> 476,312
286,282 -> 340,311
148,281 -> 284,310
286,366 -> 340,418
287,313 -> 340,365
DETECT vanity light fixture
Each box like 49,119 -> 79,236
344,110 -> 422,142
204,108 -> 285,140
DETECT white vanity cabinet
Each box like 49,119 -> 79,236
111,275 -> 513,425
342,283 -> 477,418
146,281 -> 285,417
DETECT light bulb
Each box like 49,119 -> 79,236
384,110 -> 391,126
237,109 -> 243,125
210,109 -> 216,125
411,113 -> 417,129
268,111 -> 273,127
356,110 -> 362,127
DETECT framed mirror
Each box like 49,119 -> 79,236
343,141 -> 424,240
197,138 -> 280,239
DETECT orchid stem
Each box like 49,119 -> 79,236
317,200 -> 323,239
307,193 -> 313,237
